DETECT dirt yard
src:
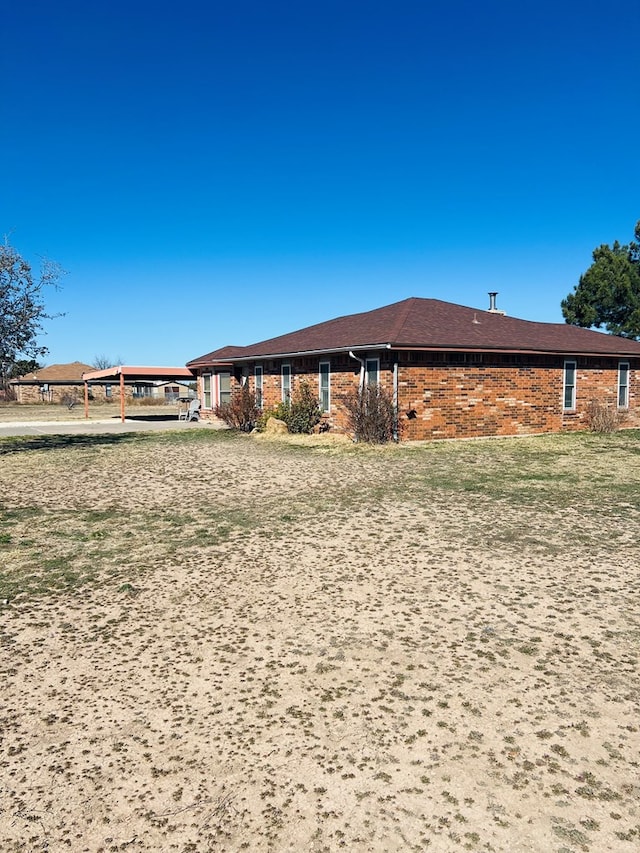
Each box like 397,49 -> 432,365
1,426 -> 639,852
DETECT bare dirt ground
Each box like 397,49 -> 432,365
1,425 -> 639,852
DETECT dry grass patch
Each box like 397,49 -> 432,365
0,401 -> 180,423
0,429 -> 639,851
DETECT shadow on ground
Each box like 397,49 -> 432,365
0,433 -> 146,455
119,414 -> 182,422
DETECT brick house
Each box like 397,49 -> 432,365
10,362 -> 121,405
11,363 -> 196,406
186,296 -> 640,441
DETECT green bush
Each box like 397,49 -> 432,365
341,385 -> 398,443
256,401 -> 291,432
215,385 -> 259,431
288,381 -> 322,434
255,381 -> 322,434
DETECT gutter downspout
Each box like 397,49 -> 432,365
392,357 -> 399,442
349,351 -> 366,391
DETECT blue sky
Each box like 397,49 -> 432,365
3,0 -> 639,367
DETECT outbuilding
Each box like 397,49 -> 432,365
10,361 -> 112,405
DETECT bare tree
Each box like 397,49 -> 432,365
91,354 -> 124,369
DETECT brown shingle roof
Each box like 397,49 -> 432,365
187,298 -> 640,366
11,361 -> 95,383
187,346 -> 248,368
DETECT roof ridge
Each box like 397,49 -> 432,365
388,297 -> 420,342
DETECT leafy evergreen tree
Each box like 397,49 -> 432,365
561,221 -> 640,339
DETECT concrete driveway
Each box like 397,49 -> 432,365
0,417 -> 221,438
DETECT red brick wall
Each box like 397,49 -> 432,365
398,355 -> 640,440
197,353 -> 640,440
258,355 -> 364,416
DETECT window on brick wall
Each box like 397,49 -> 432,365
319,361 -> 330,412
202,374 -> 212,409
282,363 -> 291,403
563,360 -> 576,410
255,365 -> 263,409
618,362 -> 630,408
365,358 -> 379,387
219,372 -> 231,406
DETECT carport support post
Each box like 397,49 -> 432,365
120,370 -> 126,423
84,381 -> 89,419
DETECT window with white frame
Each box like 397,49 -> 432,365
202,374 -> 212,409
563,360 -> 576,410
319,361 -> 330,412
219,372 -> 231,406
281,363 -> 291,403
105,384 -> 112,398
365,357 -> 379,387
255,365 -> 263,409
618,361 -> 630,408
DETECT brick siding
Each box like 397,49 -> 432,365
197,352 -> 640,441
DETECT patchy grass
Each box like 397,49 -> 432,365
0,429 -> 639,851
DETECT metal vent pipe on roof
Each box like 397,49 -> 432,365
487,292 -> 506,315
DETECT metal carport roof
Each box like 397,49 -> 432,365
81,365 -> 195,422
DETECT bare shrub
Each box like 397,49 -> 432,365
216,385 -> 259,431
133,395 -> 164,407
1,386 -> 17,402
341,385 -> 398,443
60,392 -> 78,410
586,398 -> 621,433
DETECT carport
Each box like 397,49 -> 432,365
81,366 -> 196,422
